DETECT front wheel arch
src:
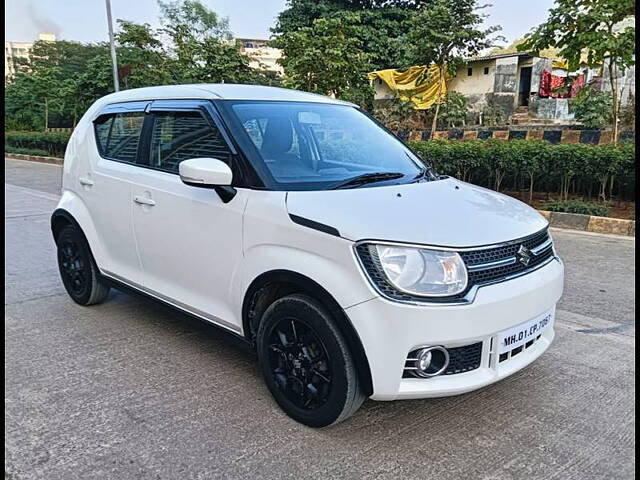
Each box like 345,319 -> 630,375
242,270 -> 373,397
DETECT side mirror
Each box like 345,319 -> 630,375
179,158 -> 236,203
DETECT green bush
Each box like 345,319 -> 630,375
5,146 -> 51,156
5,131 -> 71,158
480,99 -> 506,127
438,92 -> 468,128
408,139 -> 635,203
572,85 -> 613,129
541,199 -> 610,217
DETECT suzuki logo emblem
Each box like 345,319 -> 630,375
517,245 -> 532,266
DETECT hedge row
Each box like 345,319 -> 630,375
4,131 -> 636,203
6,131 -> 72,158
5,146 -> 52,157
408,139 -> 636,202
541,199 -> 610,217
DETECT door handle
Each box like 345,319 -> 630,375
79,177 -> 94,187
133,195 -> 156,206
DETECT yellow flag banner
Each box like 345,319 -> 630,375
367,64 -> 449,110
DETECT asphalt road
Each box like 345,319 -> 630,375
5,158 -> 636,480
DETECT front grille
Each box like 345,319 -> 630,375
356,228 -> 554,304
460,229 -> 549,267
403,342 -> 483,378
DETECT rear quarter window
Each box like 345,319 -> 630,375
94,112 -> 145,163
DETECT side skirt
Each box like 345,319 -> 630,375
100,271 -> 251,347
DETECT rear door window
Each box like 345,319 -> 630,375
148,111 -> 233,173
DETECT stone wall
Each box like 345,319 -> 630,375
400,125 -> 634,144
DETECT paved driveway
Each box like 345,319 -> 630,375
5,158 -> 635,479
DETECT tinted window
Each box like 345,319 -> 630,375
229,102 -> 423,190
94,112 -> 145,163
94,115 -> 113,153
149,111 -> 233,173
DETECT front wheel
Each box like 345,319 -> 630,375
257,294 -> 365,427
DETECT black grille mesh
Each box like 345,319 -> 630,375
460,229 -> 549,266
403,342 -> 483,378
356,229 -> 553,304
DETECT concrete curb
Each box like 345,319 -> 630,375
538,210 -> 635,237
5,153 -> 635,237
5,153 -> 63,166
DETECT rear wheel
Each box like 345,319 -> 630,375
257,294 -> 365,427
56,225 -> 109,306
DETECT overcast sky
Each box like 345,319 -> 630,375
5,0 -> 555,47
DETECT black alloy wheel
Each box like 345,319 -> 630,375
59,238 -> 88,297
56,225 -> 110,306
266,317 -> 333,410
257,294 -> 365,427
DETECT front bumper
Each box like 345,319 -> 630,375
346,256 -> 564,400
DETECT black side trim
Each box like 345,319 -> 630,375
289,214 -> 340,237
102,275 -> 251,348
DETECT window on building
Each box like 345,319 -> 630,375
467,68 -> 473,76
484,67 -> 490,75
149,111 -> 233,173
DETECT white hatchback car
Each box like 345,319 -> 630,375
52,84 -> 564,427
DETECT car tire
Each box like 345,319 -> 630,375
56,224 -> 110,306
257,293 -> 365,427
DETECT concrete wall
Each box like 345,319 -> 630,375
372,78 -> 396,100
448,59 -> 497,113
602,58 -> 636,105
489,57 -> 519,119
448,60 -> 495,95
529,97 -> 574,120
530,57 -> 552,94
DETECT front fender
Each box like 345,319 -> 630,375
238,191 -> 377,318
240,242 -> 375,312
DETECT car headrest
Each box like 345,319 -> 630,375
261,116 -> 293,157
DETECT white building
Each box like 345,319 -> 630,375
236,38 -> 283,75
5,32 -> 56,81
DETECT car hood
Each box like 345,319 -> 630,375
285,177 -> 548,247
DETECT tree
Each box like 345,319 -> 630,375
156,0 -> 268,84
159,0 -> 232,41
403,0 -> 503,136
116,20 -> 177,87
272,0 -> 424,71
4,0 -> 280,131
5,40 -> 112,129
518,0 -> 635,142
272,13 -> 374,107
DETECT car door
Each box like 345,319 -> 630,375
131,100 -> 249,332
86,102 -> 148,285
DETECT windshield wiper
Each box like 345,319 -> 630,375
412,166 -> 436,181
331,172 -> 405,189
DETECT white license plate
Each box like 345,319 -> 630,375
498,309 -> 554,354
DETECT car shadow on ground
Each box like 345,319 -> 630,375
104,287 -> 549,436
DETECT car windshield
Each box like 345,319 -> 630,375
227,101 -> 425,190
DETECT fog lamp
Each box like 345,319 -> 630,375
415,346 -> 449,377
